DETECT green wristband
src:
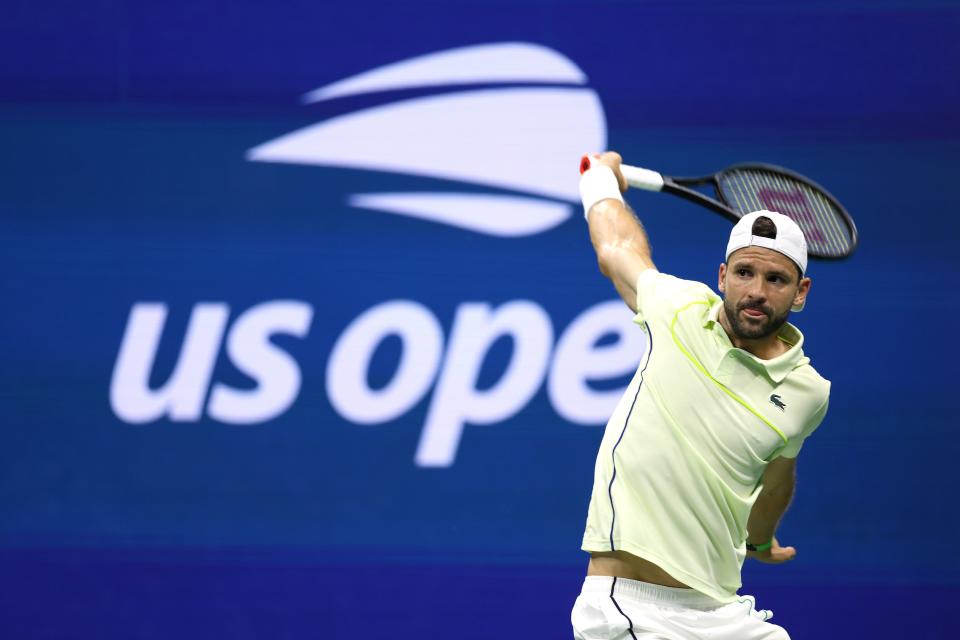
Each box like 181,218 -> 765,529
746,540 -> 773,552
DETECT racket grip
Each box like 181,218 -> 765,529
579,155 -> 665,192
620,165 -> 665,192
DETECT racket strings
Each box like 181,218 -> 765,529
718,169 -> 854,258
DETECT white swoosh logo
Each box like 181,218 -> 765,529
248,87 -> 603,201
246,43 -> 607,237
349,192 -> 570,237
301,42 -> 587,103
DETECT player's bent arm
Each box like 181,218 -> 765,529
587,199 -> 656,313
746,456 -> 796,547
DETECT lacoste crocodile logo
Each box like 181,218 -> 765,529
769,394 -> 786,412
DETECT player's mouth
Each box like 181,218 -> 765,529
741,306 -> 768,320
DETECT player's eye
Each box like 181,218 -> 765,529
736,268 -> 750,277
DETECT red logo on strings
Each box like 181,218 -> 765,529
757,188 -> 825,244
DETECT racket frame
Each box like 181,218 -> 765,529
585,156 -> 858,260
676,162 -> 858,260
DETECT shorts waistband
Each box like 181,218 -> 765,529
581,576 -> 722,609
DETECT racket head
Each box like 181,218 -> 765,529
713,163 -> 858,260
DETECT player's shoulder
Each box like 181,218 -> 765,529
636,269 -> 717,308
789,357 -> 832,403
634,269 -> 717,327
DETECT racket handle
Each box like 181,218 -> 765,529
579,155 -> 665,192
620,165 -> 665,192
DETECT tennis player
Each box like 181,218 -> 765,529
571,152 -> 830,640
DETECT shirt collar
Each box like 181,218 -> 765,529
704,301 -> 807,384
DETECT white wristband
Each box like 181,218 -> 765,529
579,165 -> 624,220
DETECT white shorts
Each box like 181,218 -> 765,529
571,576 -> 790,640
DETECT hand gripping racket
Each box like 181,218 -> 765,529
580,155 -> 858,259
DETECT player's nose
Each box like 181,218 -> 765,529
745,278 -> 766,299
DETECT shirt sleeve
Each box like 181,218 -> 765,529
633,269 -> 716,327
777,392 -> 830,459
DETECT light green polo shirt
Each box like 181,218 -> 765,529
581,269 -> 830,603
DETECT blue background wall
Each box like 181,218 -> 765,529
2,1 -> 958,638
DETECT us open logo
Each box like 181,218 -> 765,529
110,43 -> 641,469
245,42 -> 607,236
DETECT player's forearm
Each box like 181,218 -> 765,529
746,481 -> 795,544
588,200 -> 651,264
588,200 -> 654,298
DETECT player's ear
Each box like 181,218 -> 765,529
794,276 -> 811,308
718,263 -> 727,292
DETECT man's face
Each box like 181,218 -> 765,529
718,247 -> 811,341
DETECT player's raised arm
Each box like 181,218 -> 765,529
580,152 -> 656,313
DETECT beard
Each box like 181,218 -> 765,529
722,297 -> 791,340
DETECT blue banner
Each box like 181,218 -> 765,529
2,2 -> 958,638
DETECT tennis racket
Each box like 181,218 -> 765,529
579,155 -> 857,259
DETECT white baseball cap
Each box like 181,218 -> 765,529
726,210 -> 808,312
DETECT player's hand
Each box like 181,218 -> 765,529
587,151 -> 628,193
747,537 -> 796,564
